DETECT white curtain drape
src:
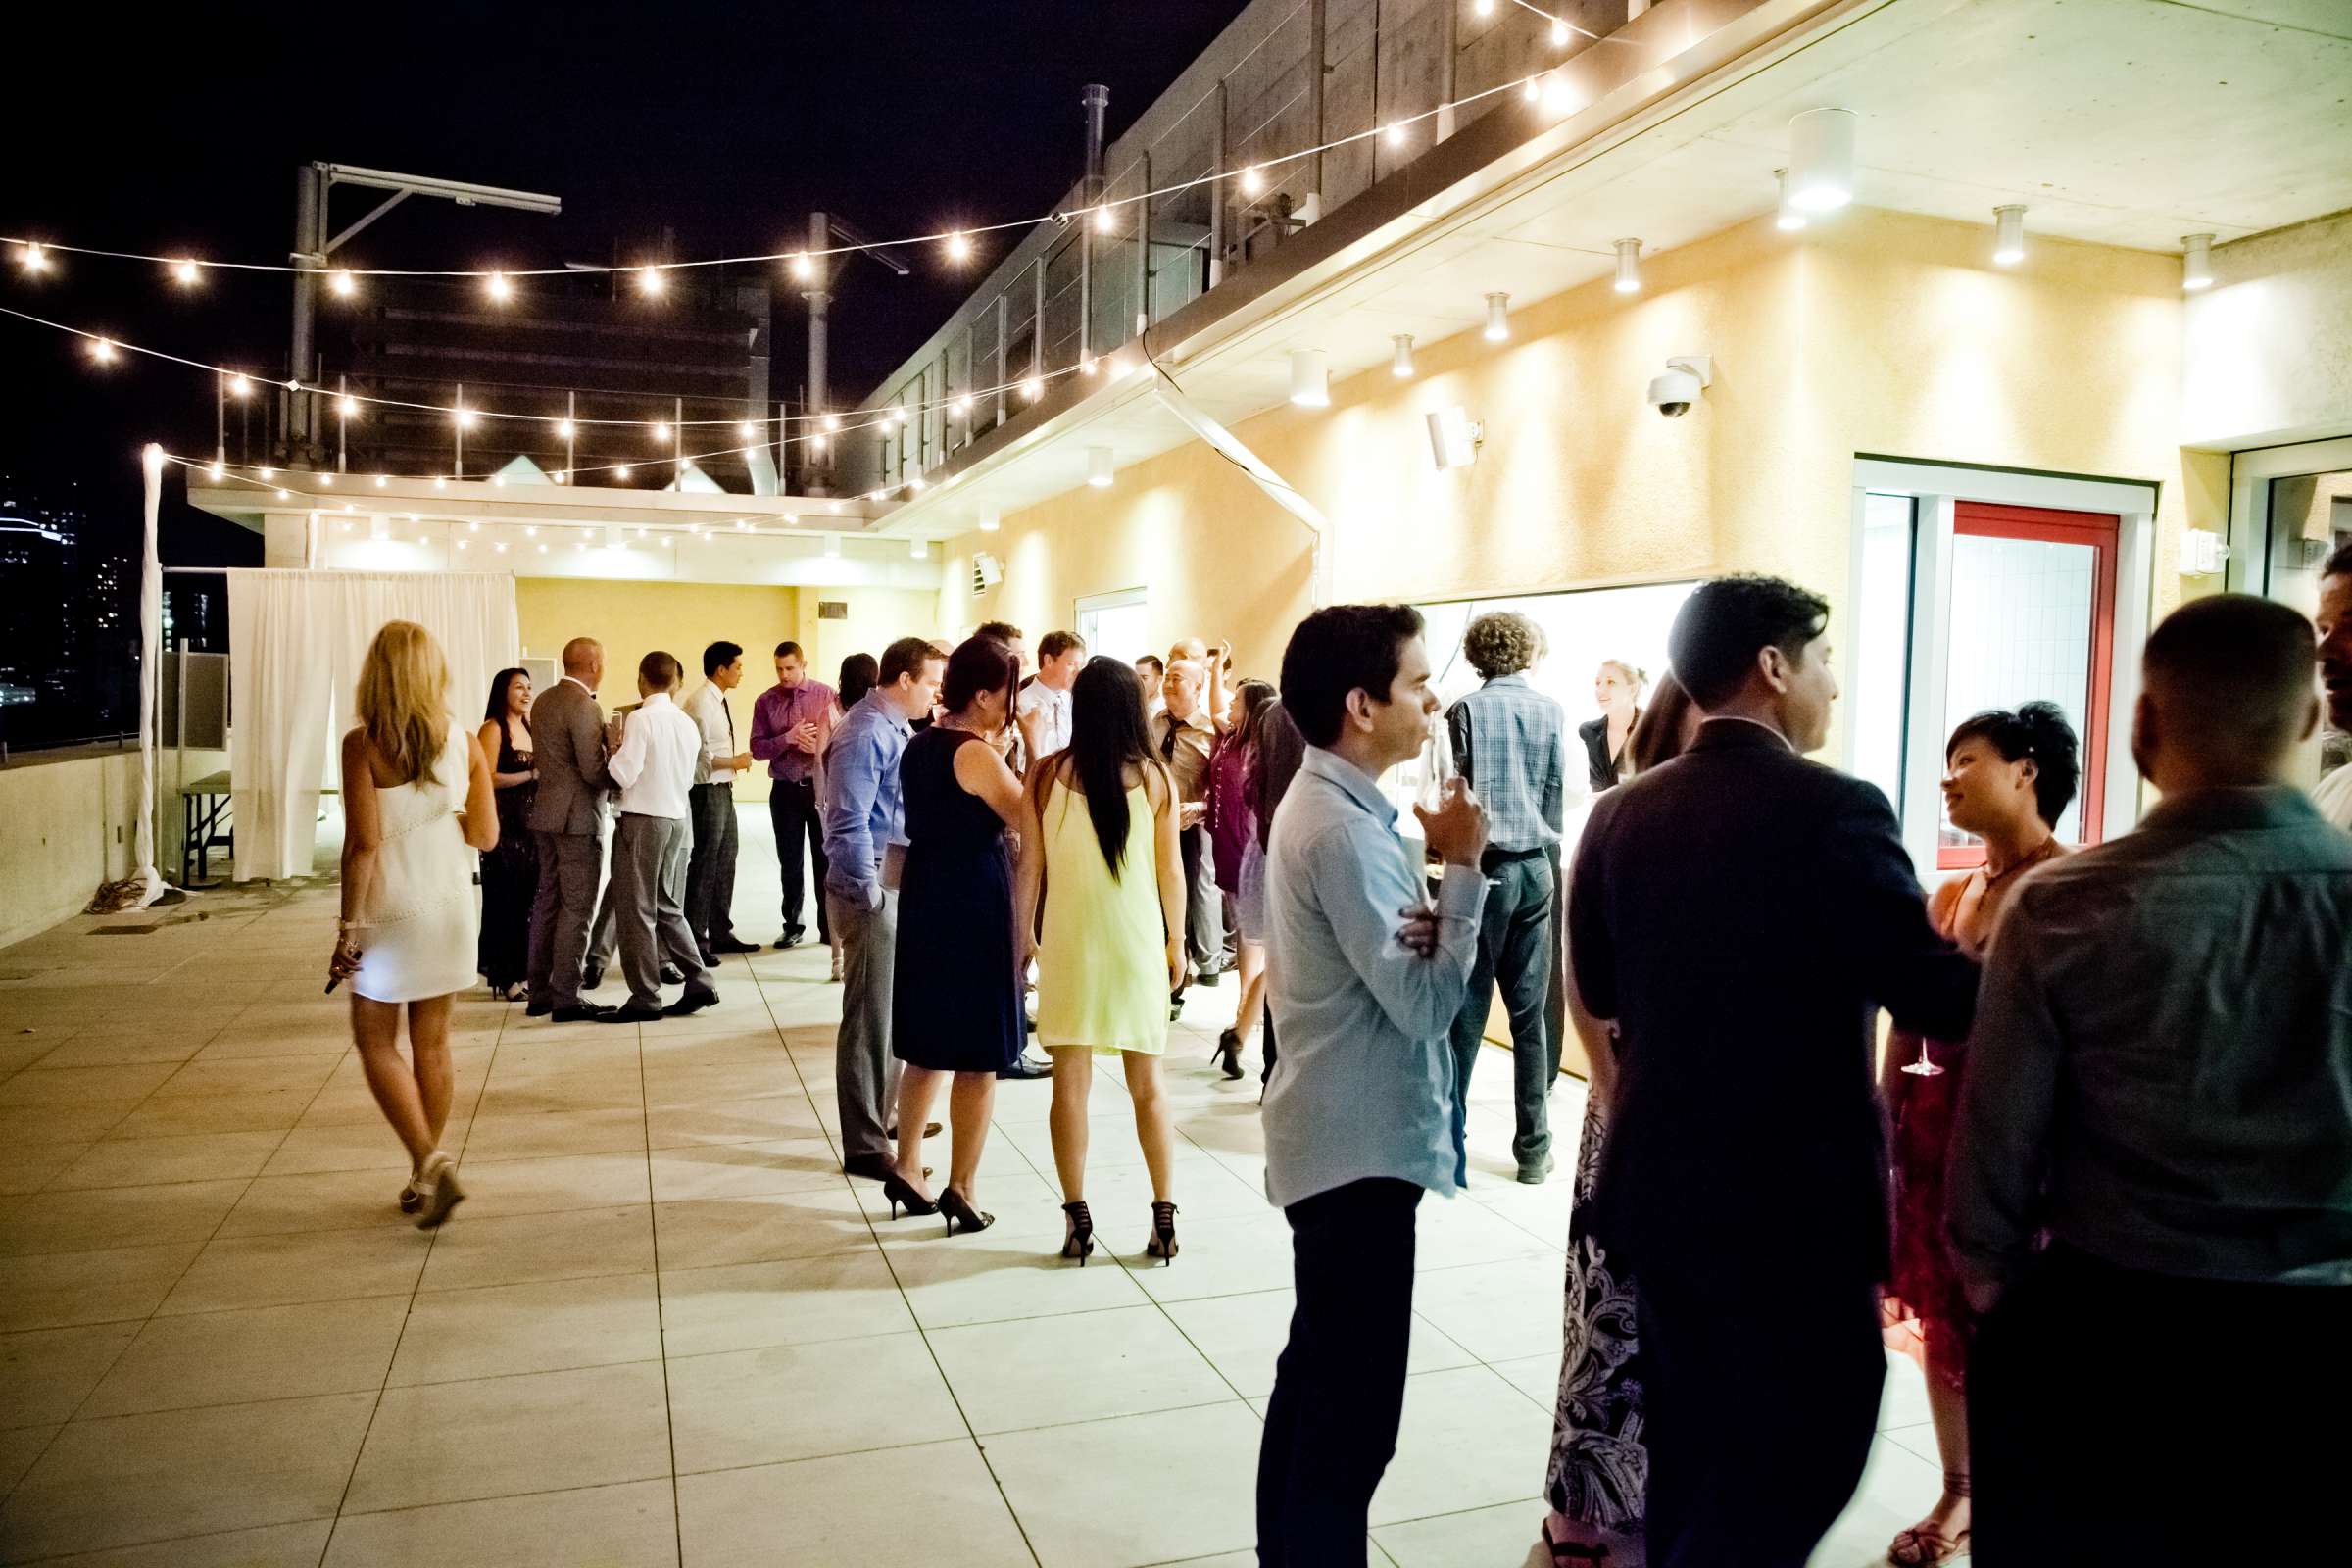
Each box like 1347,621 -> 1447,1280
227,570 -> 518,881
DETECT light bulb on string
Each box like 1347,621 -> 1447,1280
319,473 -> 335,486
207,463 -> 223,479
227,373 -> 251,398
556,417 -> 575,439
275,488 -> 289,499
614,465 -> 633,480
373,474 -> 388,488
651,420 -> 671,442
952,395 -> 972,417
810,433 -> 828,453
636,266 -> 666,298
1543,70 -> 1576,110
821,414 -> 842,433
88,337 -> 117,364
946,231 -> 972,262
790,252 -> 814,281
889,407 -> 907,426
17,243 -> 51,273
738,419 -> 758,439
337,395 -> 358,418
258,466 -> 274,479
1474,0 -> 1494,15
454,404 -> 477,431
1384,123 -> 1404,149
328,269 -> 356,297
491,474 -> 506,487
1020,375 -> 1044,402
432,476 -> 445,490
1094,205 -> 1115,233
172,258 -> 202,286
1523,76 -> 1542,103
1239,166 -> 1264,197
1551,17 -> 1570,46
485,270 -> 513,303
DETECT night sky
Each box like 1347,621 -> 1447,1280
1,1 -> 1250,563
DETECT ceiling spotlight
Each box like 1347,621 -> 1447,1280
17,243 -> 50,273
328,269 -> 356,297
613,465 -> 633,480
979,510 -> 1001,532
790,252 -> 814,281
652,420 -> 671,441
1392,334 -> 1416,378
227,373 -> 251,397
1992,204 -> 2027,267
486,270 -> 514,302
909,538 -> 928,560
88,337 -> 117,364
172,258 -> 202,285
1786,107 -> 1857,212
1088,446 -> 1115,487
1288,348 -> 1330,408
556,417 -> 575,438
1774,169 -> 1807,232
946,230 -> 973,262
1613,237 -> 1643,294
1239,166 -> 1264,197
2182,232 -> 2215,292
337,395 -> 359,418
1094,205 -> 1115,233
1483,291 -> 1510,343
636,266 -> 666,298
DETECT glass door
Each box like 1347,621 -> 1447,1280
2228,437 -> 2352,789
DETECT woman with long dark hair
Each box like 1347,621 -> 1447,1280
1017,657 -> 1188,1265
1881,701 -> 2079,1567
887,637 -> 1030,1236
1204,678 -> 1278,1078
475,667 -> 538,1000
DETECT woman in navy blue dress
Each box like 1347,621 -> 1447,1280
890,636 -> 1030,1236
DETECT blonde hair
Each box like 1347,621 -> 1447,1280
356,620 -> 451,786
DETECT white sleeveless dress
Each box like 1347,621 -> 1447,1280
352,720 -> 481,1004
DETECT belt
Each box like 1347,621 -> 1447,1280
1480,845 -> 1548,871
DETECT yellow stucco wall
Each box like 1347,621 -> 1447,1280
945,208 -> 2201,693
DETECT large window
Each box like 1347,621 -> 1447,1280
1075,588 -> 1151,668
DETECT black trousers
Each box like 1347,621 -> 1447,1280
767,776 -> 830,943
1972,1246 -> 2350,1566
1635,1250 -> 1884,1568
1256,1177 -> 1422,1567
684,781 -> 736,952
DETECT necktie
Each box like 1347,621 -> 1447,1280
1161,718 -> 1179,762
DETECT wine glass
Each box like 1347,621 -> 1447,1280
1900,1039 -> 1944,1078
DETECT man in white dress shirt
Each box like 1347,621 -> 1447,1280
1016,630 -> 1086,764
2315,541 -> 2352,830
683,640 -> 758,965
604,651 -> 718,1022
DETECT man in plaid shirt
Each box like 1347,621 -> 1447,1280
1445,611 -> 1568,1183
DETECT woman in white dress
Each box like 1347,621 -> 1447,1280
328,621 -> 498,1227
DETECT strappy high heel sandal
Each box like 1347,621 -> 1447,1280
882,1172 -> 937,1220
1144,1200 -> 1179,1264
939,1187 -> 995,1236
1212,1030 -> 1245,1080
1059,1200 -> 1095,1265
1886,1472 -> 1972,1566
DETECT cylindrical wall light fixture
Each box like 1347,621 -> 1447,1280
1483,291 -> 1510,342
2181,233 -> 2215,292
1391,334 -> 1416,378
1087,446 -> 1115,487
1288,349 -> 1330,408
1992,204 -> 2027,267
1787,108 -> 1857,212
1613,238 -> 1643,294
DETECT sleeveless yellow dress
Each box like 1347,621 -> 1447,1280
1036,775 -> 1169,1055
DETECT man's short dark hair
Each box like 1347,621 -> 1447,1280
880,635 -> 944,687
1280,604 -> 1426,749
2324,539 -> 2352,580
640,651 -> 683,690
1135,655 -> 1165,679
1667,574 -> 1832,710
975,620 -> 1024,645
2143,593 -> 2317,756
703,640 -> 743,678
1039,630 -> 1085,662
773,640 -> 804,661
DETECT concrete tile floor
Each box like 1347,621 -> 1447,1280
0,811 -> 1952,1565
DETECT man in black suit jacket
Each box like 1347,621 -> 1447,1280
1569,575 -> 1979,1568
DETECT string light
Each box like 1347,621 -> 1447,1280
821,414 -> 841,433
889,407 -> 907,426
614,465 -> 633,479
320,473 -> 335,486
89,337 -> 116,364
790,252 -> 814,281
651,420 -> 671,442
946,231 -> 972,262
328,269 -> 356,297
226,372 -> 251,397
1475,0 -> 1494,14
1523,77 -> 1541,103
636,266 -> 666,298
17,243 -> 50,274
257,466 -> 273,478
485,270 -> 514,302
1384,123 -> 1405,148
207,462 -> 224,479
952,394 -> 972,416
337,395 -> 359,418
172,259 -> 202,286
1239,166 -> 1264,197
1093,205 -> 1115,234
1020,375 -> 1044,401
454,404 -> 478,430
556,417 -> 575,438
1552,17 -> 1570,45
373,474 -> 388,487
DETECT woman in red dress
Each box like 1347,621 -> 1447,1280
1883,701 -> 2079,1566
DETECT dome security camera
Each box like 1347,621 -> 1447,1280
1646,355 -> 1714,417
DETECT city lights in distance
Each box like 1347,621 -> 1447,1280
172,258 -> 202,285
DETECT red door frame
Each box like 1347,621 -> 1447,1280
1938,501 -> 2119,870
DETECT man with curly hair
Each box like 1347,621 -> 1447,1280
1445,610 -> 1568,1183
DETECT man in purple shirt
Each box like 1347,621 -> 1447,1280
749,640 -> 836,953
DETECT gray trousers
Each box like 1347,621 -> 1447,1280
528,829 -> 603,1009
586,819 -> 619,976
685,782 -> 738,951
827,887 -> 900,1163
1446,849 -> 1559,1167
1177,825 -> 1227,986
612,813 -> 711,1010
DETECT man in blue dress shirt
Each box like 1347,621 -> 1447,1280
1256,604 -> 1490,1566
821,636 -> 945,1183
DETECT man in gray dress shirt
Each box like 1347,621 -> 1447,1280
1951,594 -> 2352,1566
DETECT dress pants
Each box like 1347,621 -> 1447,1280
685,781 -> 737,953
1971,1246 -> 2350,1566
586,819 -> 620,977
1634,1250 -> 1884,1568
1444,849 -> 1558,1168
1177,824 -> 1226,988
612,812 -> 711,1010
527,829 -> 602,1009
1256,1177 -> 1422,1567
768,777 -> 830,943
827,887 -> 900,1164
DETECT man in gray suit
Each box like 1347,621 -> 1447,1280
526,637 -> 618,1022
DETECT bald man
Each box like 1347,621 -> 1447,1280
1951,594 -> 2352,1565
525,637 -> 618,1021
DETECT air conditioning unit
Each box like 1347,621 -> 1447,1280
972,552 -> 1004,594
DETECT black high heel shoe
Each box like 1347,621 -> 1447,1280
939,1187 -> 995,1236
882,1172 -> 937,1220
1059,1200 -> 1095,1265
1145,1200 -> 1179,1264
1212,1030 -> 1245,1080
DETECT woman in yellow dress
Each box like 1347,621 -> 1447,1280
1017,657 -> 1189,1266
